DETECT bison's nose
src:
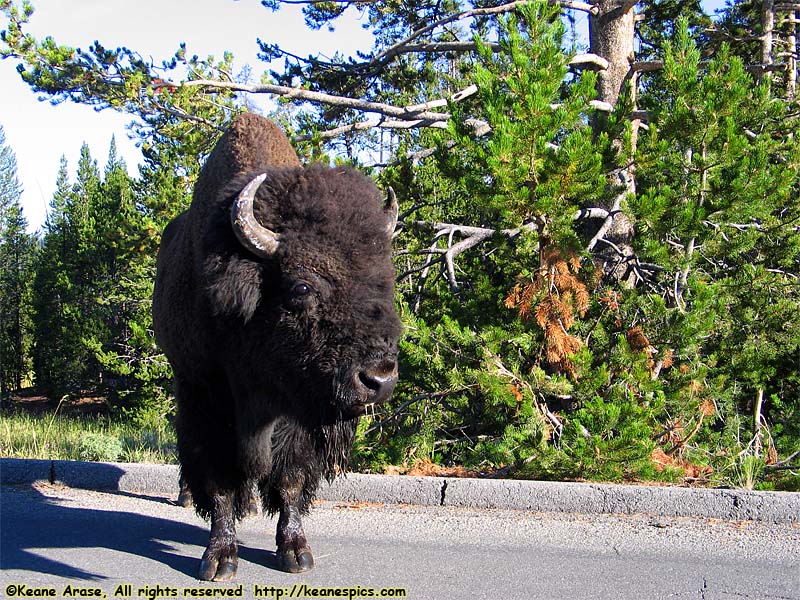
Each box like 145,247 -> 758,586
356,360 -> 398,404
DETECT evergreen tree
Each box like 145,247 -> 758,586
0,123 -> 35,393
88,138 -> 174,424
32,145 -> 108,394
31,140 -> 175,421
32,156 -> 79,394
631,19 -> 800,482
0,123 -> 21,210
358,3 -> 664,480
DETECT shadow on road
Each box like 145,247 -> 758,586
1,472 -> 279,580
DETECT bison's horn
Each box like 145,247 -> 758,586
385,187 -> 399,237
231,173 -> 280,258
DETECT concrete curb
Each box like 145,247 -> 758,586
2,457 -> 798,524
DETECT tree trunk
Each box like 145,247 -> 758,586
762,0 -> 775,68
788,10 -> 797,99
586,0 -> 638,284
590,0 -> 637,110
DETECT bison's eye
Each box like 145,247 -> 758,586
291,282 -> 313,298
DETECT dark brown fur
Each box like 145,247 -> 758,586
152,113 -> 401,579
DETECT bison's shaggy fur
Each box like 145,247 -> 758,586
153,113 -> 401,580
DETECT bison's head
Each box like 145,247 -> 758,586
206,165 -> 401,421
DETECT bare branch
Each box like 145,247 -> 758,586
292,117 -> 447,142
632,59 -> 788,74
586,183 -> 624,251
158,79 -> 449,122
368,0 -> 598,71
290,84 -> 484,141
574,207 -> 612,220
589,99 -> 615,112
402,221 -> 538,291
403,41 -> 501,54
153,101 -> 224,131
403,84 -> 479,113
630,60 -> 664,73
393,43 -> 609,70
594,236 -> 627,257
570,53 -> 610,70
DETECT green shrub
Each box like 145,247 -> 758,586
77,432 -> 123,462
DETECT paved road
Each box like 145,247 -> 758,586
1,483 -> 798,600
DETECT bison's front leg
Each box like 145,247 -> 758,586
275,475 -> 314,573
199,492 -> 239,581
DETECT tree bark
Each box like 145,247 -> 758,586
788,10 -> 798,99
763,0 -> 775,68
590,0 -> 637,110
587,0 -> 638,283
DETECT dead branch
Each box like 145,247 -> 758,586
434,222 -> 537,291
631,59 -> 788,74
291,84 -> 484,141
403,41 -> 502,54
703,219 -> 800,234
362,388 -> 472,436
293,116 -> 448,142
570,53 -> 610,70
585,170 -> 630,252
156,79 -> 450,122
574,207 -> 612,220
399,221 -> 537,291
393,44 -> 609,71
367,0 -> 598,72
159,79 -> 495,140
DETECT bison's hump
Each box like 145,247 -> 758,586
188,113 -> 301,237
223,113 -> 301,171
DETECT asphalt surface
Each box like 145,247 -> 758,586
1,483 -> 799,600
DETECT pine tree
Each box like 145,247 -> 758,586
31,146 -> 106,395
0,123 -> 35,393
88,138 -> 174,423
0,123 -> 22,210
29,140 -> 173,418
631,19 -> 800,481
32,156 -> 75,394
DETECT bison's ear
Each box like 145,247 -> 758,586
384,187 -> 399,237
204,254 -> 263,322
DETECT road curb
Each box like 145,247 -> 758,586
2,457 -> 798,523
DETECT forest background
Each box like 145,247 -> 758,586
1,0 -> 798,490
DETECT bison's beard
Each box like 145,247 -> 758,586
315,417 -> 359,482
270,369 -> 363,482
310,369 -> 365,479
238,364 -> 367,488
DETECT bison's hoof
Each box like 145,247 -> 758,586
199,549 -> 238,581
277,546 -> 314,573
177,488 -> 193,508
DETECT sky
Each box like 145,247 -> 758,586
0,0 -> 375,232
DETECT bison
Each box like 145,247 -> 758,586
152,113 -> 401,581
